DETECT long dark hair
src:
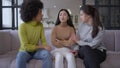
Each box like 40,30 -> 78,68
80,5 -> 103,38
55,9 -> 75,30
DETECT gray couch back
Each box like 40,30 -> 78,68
0,30 -> 120,54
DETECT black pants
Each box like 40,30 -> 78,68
78,45 -> 106,68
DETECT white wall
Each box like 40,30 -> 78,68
2,0 -> 95,28
41,0 -> 82,24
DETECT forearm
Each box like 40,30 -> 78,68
36,45 -> 44,49
54,43 -> 64,48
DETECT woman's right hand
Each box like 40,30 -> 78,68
43,45 -> 52,51
36,45 -> 52,51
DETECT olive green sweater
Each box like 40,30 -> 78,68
18,21 -> 47,52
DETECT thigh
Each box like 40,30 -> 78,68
65,53 -> 75,60
94,49 -> 106,63
33,49 -> 51,59
60,48 -> 71,56
78,46 -> 106,63
54,52 -> 64,60
16,51 -> 32,62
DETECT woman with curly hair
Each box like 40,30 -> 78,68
16,0 -> 52,68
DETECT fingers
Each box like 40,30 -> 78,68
70,50 -> 78,56
43,45 -> 52,51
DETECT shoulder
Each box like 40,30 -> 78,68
52,26 -> 58,32
69,26 -> 74,31
77,22 -> 85,30
68,26 -> 76,33
98,26 -> 105,33
19,23 -> 26,29
78,22 -> 85,28
98,25 -> 105,31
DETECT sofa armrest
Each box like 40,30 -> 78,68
0,30 -> 11,55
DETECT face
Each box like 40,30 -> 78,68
59,10 -> 69,23
80,10 -> 90,23
35,9 -> 43,22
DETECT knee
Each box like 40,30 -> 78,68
16,52 -> 29,62
41,50 -> 51,58
66,53 -> 75,61
80,45 -> 91,51
55,53 -> 63,61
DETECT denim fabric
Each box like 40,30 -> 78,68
16,49 -> 52,68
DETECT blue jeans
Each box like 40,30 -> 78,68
16,49 -> 52,68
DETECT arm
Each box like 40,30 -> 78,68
18,24 -> 36,51
40,24 -> 47,45
51,27 -> 64,48
77,28 -> 105,48
39,24 -> 51,51
64,27 -> 76,46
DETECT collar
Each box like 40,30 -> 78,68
28,20 -> 41,26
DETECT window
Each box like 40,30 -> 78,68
0,0 -> 120,30
83,0 -> 120,30
0,0 -> 23,30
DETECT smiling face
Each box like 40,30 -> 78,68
59,10 -> 69,23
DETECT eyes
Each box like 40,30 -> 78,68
59,11 -> 68,17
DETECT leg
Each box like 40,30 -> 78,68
65,53 -> 76,68
16,51 -> 32,68
54,52 -> 64,68
33,49 -> 52,68
78,46 -> 106,68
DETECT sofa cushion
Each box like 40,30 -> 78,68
10,59 -> 40,68
115,30 -> 120,51
101,51 -> 120,68
0,30 -> 11,54
0,50 -> 17,68
10,30 -> 20,50
103,30 -> 115,51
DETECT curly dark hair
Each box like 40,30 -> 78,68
20,0 -> 43,22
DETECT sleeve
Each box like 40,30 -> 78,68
76,24 -> 81,40
67,27 -> 76,46
40,24 -> 47,45
18,24 -> 36,51
51,27 -> 63,48
77,28 -> 105,48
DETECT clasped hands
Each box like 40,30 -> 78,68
36,45 -> 52,51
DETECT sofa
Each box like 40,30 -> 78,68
0,29 -> 120,68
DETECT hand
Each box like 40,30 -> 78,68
43,45 -> 52,51
70,50 -> 78,56
56,39 -> 66,46
61,40 -> 69,46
